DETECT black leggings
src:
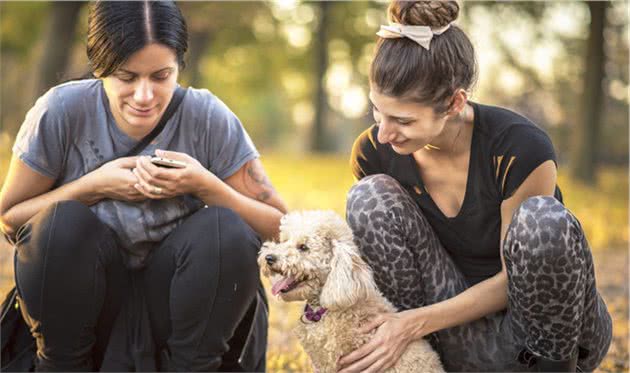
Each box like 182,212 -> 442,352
14,200 -> 262,371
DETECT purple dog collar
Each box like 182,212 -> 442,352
304,304 -> 327,322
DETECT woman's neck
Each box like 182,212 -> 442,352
421,103 -> 474,158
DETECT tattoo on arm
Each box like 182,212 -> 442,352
244,161 -> 275,202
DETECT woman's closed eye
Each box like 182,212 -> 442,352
396,118 -> 413,126
115,72 -> 171,83
117,74 -> 136,83
373,111 -> 414,127
152,71 -> 171,81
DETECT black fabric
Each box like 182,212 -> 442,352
350,102 -> 563,286
12,201 -> 267,371
13,201 -> 128,371
139,206 -> 261,371
1,287 -> 36,372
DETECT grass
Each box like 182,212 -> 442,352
0,137 -> 627,372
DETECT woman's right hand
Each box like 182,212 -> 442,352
86,156 -> 146,202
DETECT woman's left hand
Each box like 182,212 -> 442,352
133,149 -> 215,199
337,309 -> 428,373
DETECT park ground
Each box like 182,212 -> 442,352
0,154 -> 627,372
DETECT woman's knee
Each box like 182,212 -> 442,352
18,200 -> 100,250
181,207 -> 260,279
346,174 -> 409,229
15,200 -> 104,273
347,174 -> 403,211
15,200 -> 108,327
504,195 -> 586,271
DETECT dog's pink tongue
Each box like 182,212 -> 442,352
271,276 -> 295,296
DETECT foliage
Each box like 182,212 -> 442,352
1,1 -> 627,163
0,2 -> 49,58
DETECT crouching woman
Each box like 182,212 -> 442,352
0,1 -> 286,371
338,1 -> 612,372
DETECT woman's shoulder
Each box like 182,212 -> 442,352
182,86 -> 221,112
351,124 -> 400,179
351,124 -> 393,159
353,124 -> 378,148
473,102 -> 552,146
21,79 -> 100,128
182,87 -> 233,118
47,78 -> 102,100
180,86 -> 245,131
38,79 -> 103,114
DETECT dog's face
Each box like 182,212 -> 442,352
259,210 -> 376,310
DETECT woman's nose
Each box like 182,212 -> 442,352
377,120 -> 395,144
133,79 -> 154,104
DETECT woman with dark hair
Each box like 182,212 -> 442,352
0,1 -> 285,371
338,1 -> 612,372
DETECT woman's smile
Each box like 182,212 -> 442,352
127,104 -> 157,117
390,139 -> 409,147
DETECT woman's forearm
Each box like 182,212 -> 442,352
0,175 -> 102,237
195,175 -> 284,241
408,270 -> 509,338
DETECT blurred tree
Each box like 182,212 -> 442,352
312,1 -> 331,152
179,2 -> 265,88
186,29 -> 212,88
178,2 -> 294,149
0,1 -> 626,163
35,1 -> 84,96
461,2 -> 626,179
570,1 -> 607,185
0,2 -> 48,134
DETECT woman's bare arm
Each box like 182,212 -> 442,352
407,160 -> 558,335
0,156 -> 143,238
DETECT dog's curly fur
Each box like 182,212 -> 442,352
258,210 -> 444,372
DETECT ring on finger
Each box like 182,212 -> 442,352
153,186 -> 163,195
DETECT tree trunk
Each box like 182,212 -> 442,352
36,2 -> 83,96
311,1 -> 331,152
570,1 -> 607,184
185,30 -> 212,88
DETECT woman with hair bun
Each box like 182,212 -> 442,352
0,1 -> 285,371
340,1 -> 612,372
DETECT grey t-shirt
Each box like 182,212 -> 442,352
13,79 -> 259,267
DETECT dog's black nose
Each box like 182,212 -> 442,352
265,254 -> 276,265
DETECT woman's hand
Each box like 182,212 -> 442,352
337,309 -> 430,373
132,149 -> 218,200
87,156 -> 147,202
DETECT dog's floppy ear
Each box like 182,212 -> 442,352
320,240 -> 377,310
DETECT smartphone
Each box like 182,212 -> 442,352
150,156 -> 187,169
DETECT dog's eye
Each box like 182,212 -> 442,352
297,243 -> 309,252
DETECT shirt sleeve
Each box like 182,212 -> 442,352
350,125 -> 383,181
207,96 -> 259,180
493,124 -> 557,199
12,88 -> 68,179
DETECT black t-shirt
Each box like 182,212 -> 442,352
350,102 -> 563,286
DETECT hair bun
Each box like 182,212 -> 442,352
388,1 -> 459,28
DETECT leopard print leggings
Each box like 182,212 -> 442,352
346,174 -> 612,372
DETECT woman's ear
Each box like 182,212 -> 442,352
447,88 -> 468,118
320,240 -> 376,310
